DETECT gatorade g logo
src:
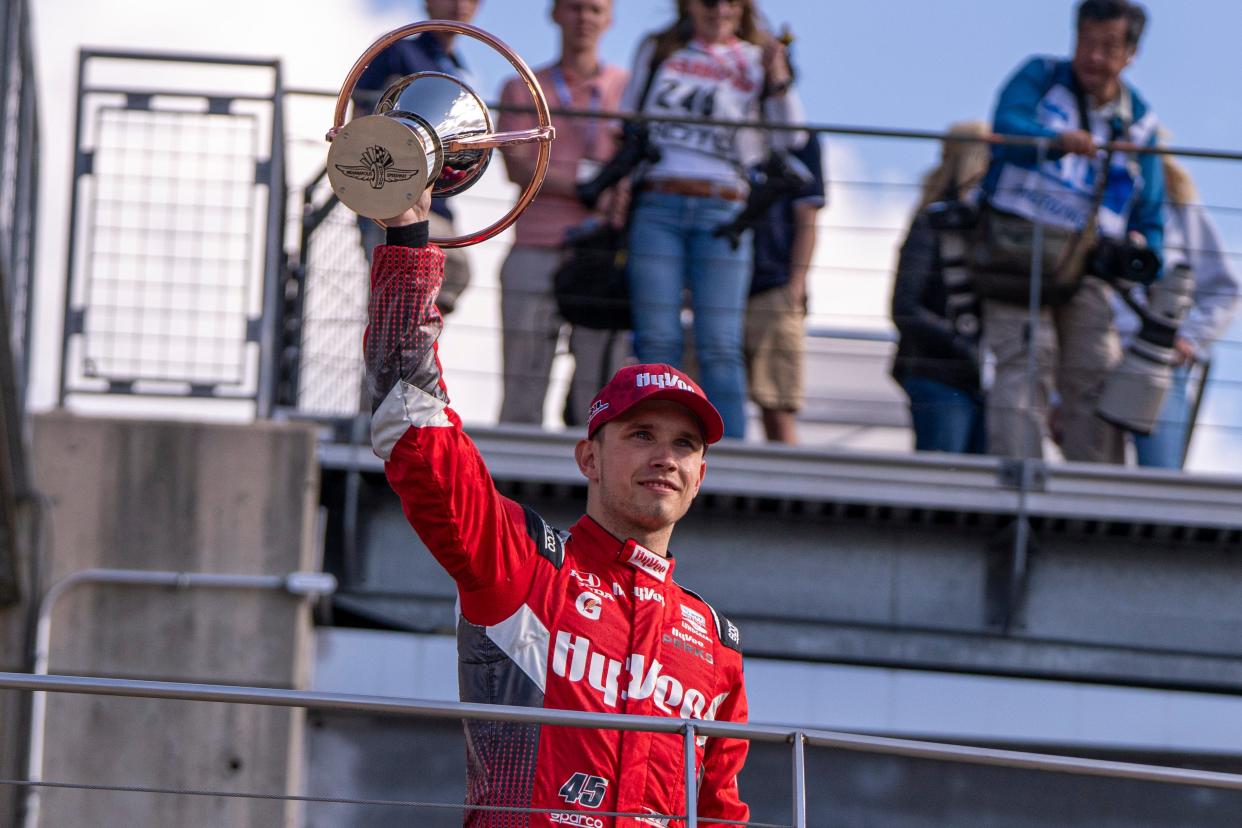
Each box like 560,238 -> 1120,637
575,592 -> 603,621
635,370 -> 693,392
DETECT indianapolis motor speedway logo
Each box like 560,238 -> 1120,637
334,145 -> 421,189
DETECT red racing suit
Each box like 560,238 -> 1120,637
364,236 -> 750,827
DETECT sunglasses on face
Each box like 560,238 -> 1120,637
697,0 -> 742,7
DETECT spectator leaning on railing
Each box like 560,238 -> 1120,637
496,0 -> 630,426
1112,155 -> 1241,469
350,0 -> 480,316
890,122 -> 992,455
622,0 -> 805,440
976,0 -> 1164,464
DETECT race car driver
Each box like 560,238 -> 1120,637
364,187 -> 750,827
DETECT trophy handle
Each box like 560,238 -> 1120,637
330,20 -> 555,248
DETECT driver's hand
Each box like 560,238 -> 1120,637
382,187 -> 433,227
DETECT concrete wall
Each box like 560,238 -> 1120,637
25,412 -> 320,828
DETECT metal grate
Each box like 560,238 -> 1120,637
287,175 -> 370,418
81,107 -> 258,386
59,50 -> 285,408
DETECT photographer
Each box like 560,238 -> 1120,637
976,0 -> 1164,463
621,0 -> 805,439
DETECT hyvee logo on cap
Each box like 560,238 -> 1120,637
635,370 -> 693,391
585,363 -> 725,444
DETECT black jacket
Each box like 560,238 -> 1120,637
890,212 -> 981,393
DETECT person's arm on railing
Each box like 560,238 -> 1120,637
991,57 -> 1074,163
365,192 -> 537,625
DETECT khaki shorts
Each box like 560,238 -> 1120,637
744,286 -> 805,411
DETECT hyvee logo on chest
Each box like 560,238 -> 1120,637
552,631 -> 711,716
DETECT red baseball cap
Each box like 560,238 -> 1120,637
586,364 -> 725,445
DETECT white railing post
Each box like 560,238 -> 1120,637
683,722 -> 697,827
791,730 -> 807,828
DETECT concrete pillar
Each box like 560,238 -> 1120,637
26,412 -> 321,828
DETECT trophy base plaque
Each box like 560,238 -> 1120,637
327,115 -> 437,220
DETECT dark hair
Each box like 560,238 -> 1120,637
1076,0 -> 1147,46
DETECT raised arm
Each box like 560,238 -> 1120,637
365,196 -> 539,624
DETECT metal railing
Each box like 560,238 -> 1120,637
0,0 -> 40,604
2,671 -> 1242,826
283,99 -> 1242,634
20,568 -> 337,828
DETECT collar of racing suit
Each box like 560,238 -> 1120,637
568,514 -> 679,583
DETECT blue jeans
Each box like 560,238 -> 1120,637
627,191 -> 752,438
899,376 -> 987,454
1134,363 -> 1192,469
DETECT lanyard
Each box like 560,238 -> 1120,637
552,65 -> 603,150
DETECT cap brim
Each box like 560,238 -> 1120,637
636,387 -> 725,445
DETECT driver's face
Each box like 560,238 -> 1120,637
580,401 -> 707,538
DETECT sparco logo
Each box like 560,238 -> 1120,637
635,370 -> 693,392
625,544 -> 669,582
552,630 -> 713,716
333,145 -> 421,190
551,813 -> 603,828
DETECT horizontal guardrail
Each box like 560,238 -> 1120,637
4,670 -> 1242,828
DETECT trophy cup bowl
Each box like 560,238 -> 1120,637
327,21 -> 555,247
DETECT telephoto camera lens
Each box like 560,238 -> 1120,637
1097,264 -> 1196,435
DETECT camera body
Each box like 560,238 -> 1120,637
1088,237 -> 1162,288
576,121 -> 662,209
713,149 -> 814,249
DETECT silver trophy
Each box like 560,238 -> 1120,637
327,21 -> 555,246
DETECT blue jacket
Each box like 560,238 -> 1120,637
981,57 -> 1164,258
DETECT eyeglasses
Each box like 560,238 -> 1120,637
697,0 -> 742,7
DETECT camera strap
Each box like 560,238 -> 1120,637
1060,76 -> 1129,282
